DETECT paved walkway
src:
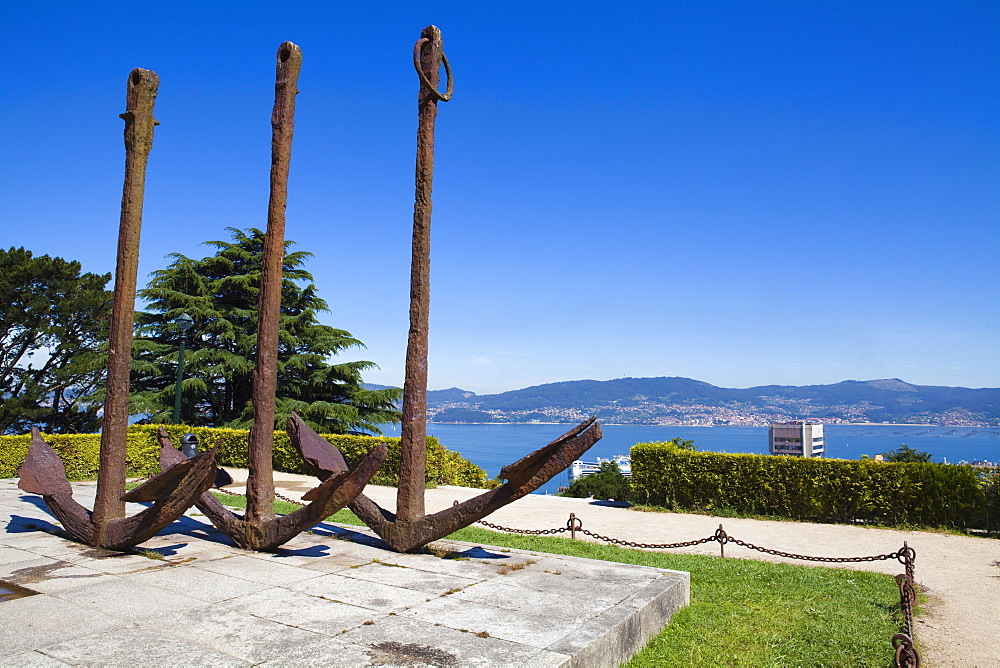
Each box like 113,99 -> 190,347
249,470 -> 998,667
0,478 -> 686,667
4,469 -> 998,666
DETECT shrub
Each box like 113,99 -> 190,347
631,441 -> 987,529
559,461 -> 633,502
0,425 -> 491,488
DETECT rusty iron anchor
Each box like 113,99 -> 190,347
290,26 -> 602,553
17,68 -> 220,550
158,42 -> 387,551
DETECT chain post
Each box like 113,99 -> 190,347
715,524 -> 728,558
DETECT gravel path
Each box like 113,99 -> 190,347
245,471 -> 999,667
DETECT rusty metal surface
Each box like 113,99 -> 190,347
159,420 -> 387,551
396,25 -> 448,524
16,69 -> 222,551
286,27 -> 601,553
93,68 -> 161,532
18,428 -> 218,550
17,428 -> 74,497
245,41 -> 302,523
121,449 -> 219,503
151,43 -> 389,551
299,414 -> 601,552
286,412 -> 350,480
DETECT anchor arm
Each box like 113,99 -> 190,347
383,418 -> 602,550
159,422 -> 390,551
17,429 -> 95,542
289,415 -> 602,552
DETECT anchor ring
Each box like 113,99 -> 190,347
413,37 -> 453,102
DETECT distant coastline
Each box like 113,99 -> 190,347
426,421 -> 996,428
420,376 -> 1000,428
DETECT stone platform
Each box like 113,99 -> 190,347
0,480 -> 689,667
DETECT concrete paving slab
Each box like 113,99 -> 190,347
547,572 -> 691,666
0,594 -> 126,654
340,561 -> 481,595
141,605 -> 323,664
254,635 -> 388,667
1,479 -> 689,666
220,586 -> 383,636
0,650 -> 70,667
135,535 -> 244,562
449,579 -> 614,621
0,544 -> 54,565
191,554 -> 324,586
124,564 -> 268,603
0,533 -> 92,560
49,576 -> 206,621
0,552 -> 61,574
402,595 -> 584,648
61,551 -> 174,576
500,567 -> 633,603
38,626 -> 247,668
287,572 -> 435,612
294,551 -> 372,573
338,614 -> 572,667
375,549 -> 504,580
4,560 -> 120,595
524,554 -> 666,586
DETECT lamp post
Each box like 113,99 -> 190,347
172,313 -> 194,424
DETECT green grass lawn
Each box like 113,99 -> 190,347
208,492 -> 905,666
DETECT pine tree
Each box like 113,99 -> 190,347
130,228 -> 401,434
0,247 -> 111,434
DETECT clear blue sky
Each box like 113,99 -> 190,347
2,1 -> 997,393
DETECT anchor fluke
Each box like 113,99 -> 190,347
18,428 -> 74,497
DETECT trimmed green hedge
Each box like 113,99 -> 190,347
0,425 -> 490,489
631,441 -> 988,528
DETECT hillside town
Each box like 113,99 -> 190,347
428,398 -> 993,427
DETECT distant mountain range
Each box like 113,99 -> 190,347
369,377 -> 999,426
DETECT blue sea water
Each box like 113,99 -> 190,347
378,423 -> 1000,495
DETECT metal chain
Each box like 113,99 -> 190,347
205,484 -> 305,508
275,490 -> 305,507
475,515 -> 907,563
575,526 -> 718,550
725,535 -> 905,564
476,519 -> 570,535
474,513 -> 920,668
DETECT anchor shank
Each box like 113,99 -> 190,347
246,42 -> 302,522
398,25 -> 446,522
93,68 -> 159,534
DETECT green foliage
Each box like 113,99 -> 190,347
978,469 -> 1000,533
129,227 -> 401,434
0,431 -> 154,480
0,425 -> 491,488
650,437 -> 697,451
0,247 -> 112,434
631,442 -> 988,529
880,443 -> 933,462
559,461 -> 633,502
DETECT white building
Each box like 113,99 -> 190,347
769,421 -> 825,457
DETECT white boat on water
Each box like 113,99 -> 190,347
568,455 -> 631,481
